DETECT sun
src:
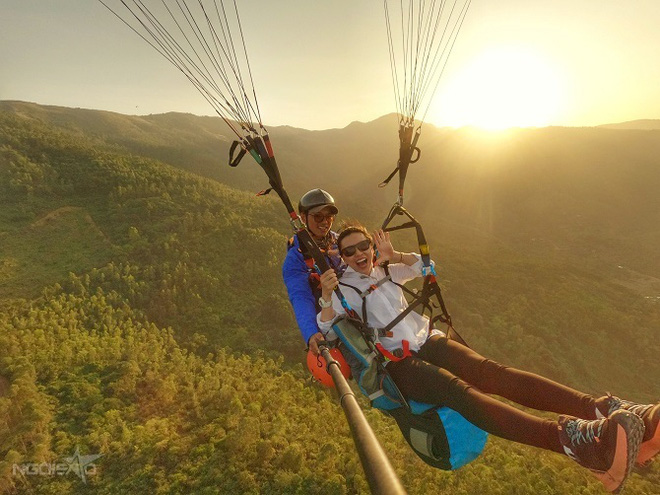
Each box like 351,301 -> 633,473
431,45 -> 568,130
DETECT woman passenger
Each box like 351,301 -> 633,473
317,223 -> 659,493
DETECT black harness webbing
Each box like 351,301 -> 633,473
338,265 -> 445,343
380,204 -> 469,348
378,123 -> 422,205
338,279 -> 389,337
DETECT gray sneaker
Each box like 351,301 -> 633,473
602,394 -> 660,467
558,410 -> 644,493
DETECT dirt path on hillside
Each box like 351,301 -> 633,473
30,206 -> 112,244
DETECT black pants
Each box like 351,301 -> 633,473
387,335 -> 604,453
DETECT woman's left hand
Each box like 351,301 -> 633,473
373,229 -> 395,266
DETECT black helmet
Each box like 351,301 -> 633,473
298,188 -> 338,214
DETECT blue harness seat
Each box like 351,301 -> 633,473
331,317 -> 487,470
392,400 -> 487,470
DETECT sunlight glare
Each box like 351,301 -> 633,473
432,46 -> 567,130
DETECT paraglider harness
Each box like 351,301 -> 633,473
325,205 -> 486,471
225,121 -> 486,470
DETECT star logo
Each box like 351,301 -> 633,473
64,446 -> 102,484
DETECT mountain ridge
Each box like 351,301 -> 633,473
3,100 -> 660,279
5,99 -> 660,131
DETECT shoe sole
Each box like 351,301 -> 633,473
637,404 -> 660,467
591,410 -> 644,493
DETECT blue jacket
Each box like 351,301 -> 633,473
282,232 -> 344,345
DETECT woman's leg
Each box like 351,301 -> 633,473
386,355 -> 564,453
417,335 -> 604,419
386,341 -> 645,493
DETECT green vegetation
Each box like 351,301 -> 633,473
0,104 -> 658,493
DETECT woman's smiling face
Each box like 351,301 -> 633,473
340,232 -> 373,275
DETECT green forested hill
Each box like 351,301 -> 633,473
0,104 -> 658,494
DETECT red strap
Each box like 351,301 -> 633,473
375,340 -> 411,362
263,134 -> 275,158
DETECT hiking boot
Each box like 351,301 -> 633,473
558,410 -> 644,493
600,394 -> 660,467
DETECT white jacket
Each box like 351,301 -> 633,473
317,254 -> 441,354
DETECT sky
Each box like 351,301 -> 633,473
2,0 -> 660,130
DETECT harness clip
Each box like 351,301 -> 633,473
422,264 -> 437,277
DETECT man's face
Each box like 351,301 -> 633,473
305,206 -> 336,239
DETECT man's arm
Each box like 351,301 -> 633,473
282,249 -> 321,346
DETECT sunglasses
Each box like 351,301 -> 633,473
310,213 -> 335,223
340,239 -> 372,257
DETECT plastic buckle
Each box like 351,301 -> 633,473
290,217 -> 305,231
421,264 -> 437,277
377,328 -> 393,338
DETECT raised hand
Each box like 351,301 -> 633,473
373,229 -> 396,266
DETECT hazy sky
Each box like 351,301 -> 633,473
2,1 -> 660,130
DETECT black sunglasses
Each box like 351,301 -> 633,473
310,213 -> 335,223
340,239 -> 372,257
